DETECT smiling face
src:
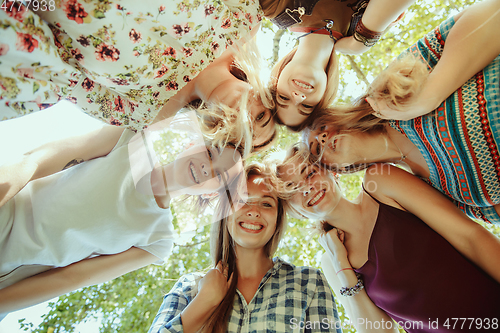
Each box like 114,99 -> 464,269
279,158 -> 341,220
227,175 -> 279,252
173,144 -> 243,195
275,62 -> 328,127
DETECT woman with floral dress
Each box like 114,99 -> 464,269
0,0 -> 266,142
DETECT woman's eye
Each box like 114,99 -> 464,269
320,125 -> 326,131
306,169 -> 316,179
206,148 -> 213,160
256,111 -> 265,121
279,94 -> 289,101
302,104 -> 313,109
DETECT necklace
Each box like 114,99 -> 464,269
386,135 -> 406,163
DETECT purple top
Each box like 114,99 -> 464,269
355,194 -> 500,332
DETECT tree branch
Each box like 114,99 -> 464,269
345,55 -> 370,86
271,29 -> 286,67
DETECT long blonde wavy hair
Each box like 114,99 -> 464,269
311,54 -> 430,134
197,38 -> 277,157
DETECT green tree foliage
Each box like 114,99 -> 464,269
18,1 -> 495,332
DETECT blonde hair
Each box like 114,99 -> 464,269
202,162 -> 287,332
310,54 -> 429,134
197,39 -> 277,157
269,46 -> 339,132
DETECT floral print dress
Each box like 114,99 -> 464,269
0,0 -> 262,130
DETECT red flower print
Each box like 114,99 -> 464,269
82,78 -> 94,92
0,43 -> 9,56
95,43 -> 120,62
183,75 -> 191,83
109,78 -> 129,86
64,0 -> 88,24
163,47 -> 176,58
110,117 -> 122,126
77,35 -> 91,47
165,81 -> 178,91
3,3 -> 27,22
221,18 -> 231,29
66,97 -> 78,104
171,23 -> 191,37
245,13 -> 253,24
210,42 -> 219,53
69,79 -> 78,87
129,29 -> 142,43
133,50 -> 140,57
116,4 -> 124,10
16,68 -> 35,79
182,47 -> 193,57
71,48 -> 84,63
204,5 -> 215,17
159,5 -> 165,12
152,91 -> 160,99
114,96 -> 125,113
155,65 -> 169,79
15,33 -> 38,53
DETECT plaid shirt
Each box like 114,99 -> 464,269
148,258 -> 342,333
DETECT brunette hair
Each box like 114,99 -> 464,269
259,0 -> 291,18
202,162 -> 287,332
269,46 -> 339,132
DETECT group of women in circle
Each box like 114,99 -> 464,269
1,0 -> 500,332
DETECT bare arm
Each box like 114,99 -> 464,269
0,247 -> 157,315
335,0 -> 415,55
0,126 -> 124,208
319,231 -> 398,333
365,164 -> 500,283
371,0 -> 500,119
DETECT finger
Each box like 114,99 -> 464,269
216,261 -> 223,274
227,272 -> 234,286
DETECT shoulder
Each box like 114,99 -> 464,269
363,163 -> 418,193
169,272 -> 203,297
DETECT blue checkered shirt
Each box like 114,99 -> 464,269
148,258 -> 342,332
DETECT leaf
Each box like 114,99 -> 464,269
32,82 -> 40,94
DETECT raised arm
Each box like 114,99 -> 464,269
0,125 -> 124,208
334,0 -> 415,55
370,0 -> 500,119
365,164 -> 500,283
0,247 -> 157,315
319,231 -> 398,333
148,263 -> 231,333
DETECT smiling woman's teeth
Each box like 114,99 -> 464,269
189,162 -> 200,183
240,222 -> 262,231
293,79 -> 313,89
308,190 -> 325,206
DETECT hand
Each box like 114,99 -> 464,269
197,262 -> 232,308
334,36 -> 371,55
366,96 -> 429,121
319,228 -> 349,270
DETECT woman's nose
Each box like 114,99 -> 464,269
246,208 -> 260,218
291,91 -> 306,105
316,132 -> 328,146
201,163 -> 210,177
